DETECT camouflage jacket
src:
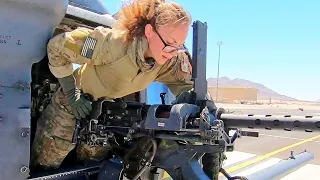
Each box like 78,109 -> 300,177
47,26 -> 193,100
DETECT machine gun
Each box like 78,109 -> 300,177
77,100 -> 234,179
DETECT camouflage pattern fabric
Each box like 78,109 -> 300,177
202,153 -> 227,180
30,87 -> 110,169
47,26 -> 194,101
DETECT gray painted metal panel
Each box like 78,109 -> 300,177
0,0 -> 68,179
145,104 -> 200,131
69,0 -> 110,14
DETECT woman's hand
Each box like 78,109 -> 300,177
58,75 -> 92,119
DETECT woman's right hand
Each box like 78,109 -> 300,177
67,91 -> 92,119
58,75 -> 92,119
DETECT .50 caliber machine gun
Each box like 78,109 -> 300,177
81,100 -> 236,180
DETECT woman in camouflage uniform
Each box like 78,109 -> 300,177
31,0 -> 192,168
30,0 -> 223,179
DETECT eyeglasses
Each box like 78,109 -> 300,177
153,28 -> 187,54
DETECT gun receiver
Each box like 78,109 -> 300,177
85,100 -> 236,153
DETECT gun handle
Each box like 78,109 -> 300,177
160,92 -> 166,105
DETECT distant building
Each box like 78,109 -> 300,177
208,86 -> 258,103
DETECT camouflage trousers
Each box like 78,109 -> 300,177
30,87 -> 110,169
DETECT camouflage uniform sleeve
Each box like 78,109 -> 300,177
47,26 -> 116,78
155,51 -> 194,97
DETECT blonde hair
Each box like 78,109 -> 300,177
113,0 -> 191,46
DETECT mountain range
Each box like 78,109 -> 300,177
207,77 -> 297,101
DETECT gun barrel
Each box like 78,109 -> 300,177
217,110 -> 320,132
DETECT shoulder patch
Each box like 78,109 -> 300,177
181,58 -> 190,73
171,52 -> 192,82
81,36 -> 97,59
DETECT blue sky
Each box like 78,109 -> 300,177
102,0 -> 319,101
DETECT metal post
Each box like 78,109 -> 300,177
192,21 -> 208,101
216,41 -> 223,102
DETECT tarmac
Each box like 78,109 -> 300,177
161,103 -> 320,179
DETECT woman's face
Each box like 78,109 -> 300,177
145,22 -> 189,65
